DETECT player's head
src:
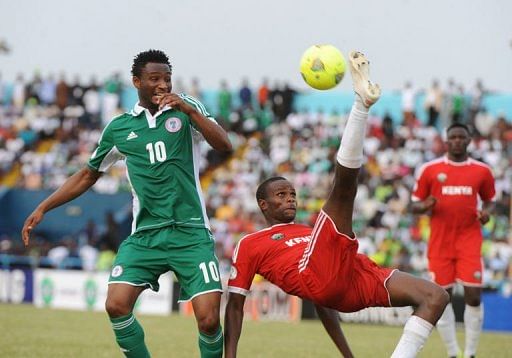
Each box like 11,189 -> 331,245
256,177 -> 297,225
131,49 -> 172,109
445,123 -> 471,159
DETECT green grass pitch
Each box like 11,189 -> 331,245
2,303 -> 510,357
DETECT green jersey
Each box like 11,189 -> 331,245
88,93 -> 214,234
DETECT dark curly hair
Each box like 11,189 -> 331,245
256,176 -> 288,201
131,49 -> 171,77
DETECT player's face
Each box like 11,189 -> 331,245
133,62 -> 172,110
260,180 -> 297,224
446,127 -> 470,158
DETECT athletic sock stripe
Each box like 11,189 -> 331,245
112,315 -> 135,330
299,212 -> 327,271
298,212 -> 325,267
199,331 -> 223,344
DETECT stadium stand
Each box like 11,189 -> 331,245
0,74 -> 510,293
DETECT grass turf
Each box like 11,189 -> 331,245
1,303 -> 510,357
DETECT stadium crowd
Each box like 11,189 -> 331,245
0,72 -> 510,293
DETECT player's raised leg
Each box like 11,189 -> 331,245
322,50 -> 380,235
105,284 -> 150,358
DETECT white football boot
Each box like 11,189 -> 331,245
349,51 -> 381,107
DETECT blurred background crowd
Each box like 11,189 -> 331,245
0,71 -> 510,293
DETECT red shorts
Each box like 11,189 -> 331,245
428,229 -> 484,287
428,255 -> 483,287
298,210 -> 395,313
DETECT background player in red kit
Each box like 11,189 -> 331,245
411,123 -> 495,358
224,51 -> 449,358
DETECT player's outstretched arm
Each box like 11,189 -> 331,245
224,292 -> 246,358
21,167 -> 102,246
314,305 -> 354,358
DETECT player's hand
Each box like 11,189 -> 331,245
477,210 -> 490,225
423,196 -> 437,211
155,93 -> 195,115
22,209 -> 44,247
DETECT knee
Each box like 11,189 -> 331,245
197,314 -> 220,335
428,286 -> 450,314
105,297 -> 132,318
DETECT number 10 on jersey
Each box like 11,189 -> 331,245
146,141 -> 167,164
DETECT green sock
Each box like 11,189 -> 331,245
198,325 -> 223,358
110,313 -> 151,358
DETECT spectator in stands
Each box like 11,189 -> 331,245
424,79 -> 443,128
39,74 -> 57,106
55,73 -> 69,112
190,77 -> 203,101
12,73 -> 26,113
238,78 -> 252,109
82,76 -> 102,128
257,77 -> 269,110
102,72 -> 123,124
217,79 -> 232,123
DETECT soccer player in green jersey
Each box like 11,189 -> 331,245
22,49 -> 232,358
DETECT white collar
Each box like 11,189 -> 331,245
130,102 -> 172,117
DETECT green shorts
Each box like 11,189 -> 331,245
109,226 -> 222,301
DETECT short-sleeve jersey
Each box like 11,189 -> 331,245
228,223 -> 312,297
88,93 -> 214,234
412,156 -> 495,254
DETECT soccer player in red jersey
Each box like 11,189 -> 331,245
411,123 -> 495,358
224,51 -> 449,358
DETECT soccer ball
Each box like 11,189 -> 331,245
300,44 -> 346,90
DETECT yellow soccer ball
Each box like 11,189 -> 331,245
300,44 -> 346,90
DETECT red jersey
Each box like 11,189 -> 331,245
228,211 -> 394,312
412,156 -> 495,258
228,223 -> 312,298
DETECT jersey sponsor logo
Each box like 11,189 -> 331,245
111,265 -> 123,278
165,117 -> 182,133
285,236 -> 311,247
441,185 -> 473,196
271,233 -> 284,240
437,172 -> 447,183
126,131 -> 138,140
230,266 -> 237,280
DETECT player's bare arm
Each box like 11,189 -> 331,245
314,305 -> 354,358
224,292 -> 246,358
21,167 -> 102,246
157,93 -> 232,152
410,195 -> 437,214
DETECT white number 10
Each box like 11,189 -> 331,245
146,141 -> 167,164
199,261 -> 220,283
